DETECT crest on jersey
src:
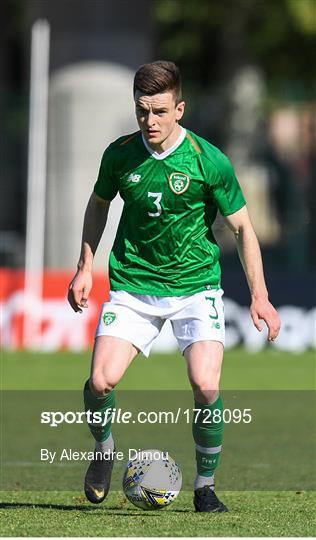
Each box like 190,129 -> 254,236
168,172 -> 190,195
102,312 -> 117,326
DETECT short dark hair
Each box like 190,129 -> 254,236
133,61 -> 182,103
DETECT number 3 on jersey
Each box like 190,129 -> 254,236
148,192 -> 162,217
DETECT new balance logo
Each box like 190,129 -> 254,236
127,173 -> 141,183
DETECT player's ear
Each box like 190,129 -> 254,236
175,101 -> 185,121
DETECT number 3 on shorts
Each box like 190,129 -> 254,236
205,296 -> 218,319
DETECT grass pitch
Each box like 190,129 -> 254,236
2,348 -> 315,390
1,490 -> 315,537
1,348 -> 315,536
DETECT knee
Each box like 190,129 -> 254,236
190,370 -> 220,392
190,379 -> 219,405
195,389 -> 219,405
90,373 -> 116,396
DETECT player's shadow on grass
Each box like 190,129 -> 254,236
0,502 -> 189,514
0,502 -> 95,511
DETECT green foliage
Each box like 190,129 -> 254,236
154,0 -> 316,98
287,0 -> 316,35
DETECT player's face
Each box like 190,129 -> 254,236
135,91 -> 185,152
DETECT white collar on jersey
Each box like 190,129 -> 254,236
141,126 -> 187,160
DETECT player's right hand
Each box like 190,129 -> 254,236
67,269 -> 92,313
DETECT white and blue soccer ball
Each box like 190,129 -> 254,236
122,449 -> 182,510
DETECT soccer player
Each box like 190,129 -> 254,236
68,61 -> 280,512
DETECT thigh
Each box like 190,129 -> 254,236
184,340 -> 224,386
91,335 -> 139,390
184,340 -> 224,403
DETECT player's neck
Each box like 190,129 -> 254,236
158,124 -> 183,153
143,124 -> 185,157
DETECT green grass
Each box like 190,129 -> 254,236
1,348 -> 315,390
1,349 -> 315,536
1,490 -> 315,537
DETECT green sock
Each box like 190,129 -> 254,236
83,379 -> 115,443
192,394 -> 224,477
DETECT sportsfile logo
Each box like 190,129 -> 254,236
40,407 -> 252,427
127,173 -> 141,183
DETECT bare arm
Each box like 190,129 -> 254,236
224,205 -> 281,341
68,192 -> 110,313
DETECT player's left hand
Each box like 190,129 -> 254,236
250,297 -> 281,341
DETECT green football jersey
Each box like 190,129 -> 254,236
94,128 -> 246,296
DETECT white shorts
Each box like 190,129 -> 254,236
95,289 -> 225,357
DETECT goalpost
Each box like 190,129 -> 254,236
24,19 -> 50,349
